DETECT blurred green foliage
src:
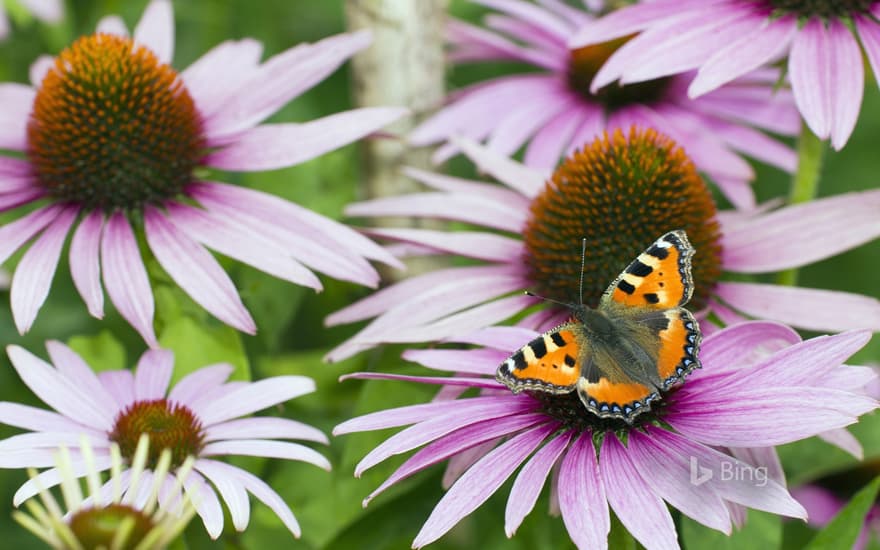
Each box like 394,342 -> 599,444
0,1 -> 876,549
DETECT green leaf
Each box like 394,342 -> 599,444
66,330 -> 127,373
158,316 -> 251,384
681,509 -> 781,550
803,476 -> 880,550
609,511 -> 637,550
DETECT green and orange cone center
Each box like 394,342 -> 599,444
567,37 -> 671,110
522,127 -> 723,312
27,33 -> 204,212
109,399 -> 205,469
69,504 -> 155,550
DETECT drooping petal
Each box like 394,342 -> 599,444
0,205 -> 61,265
412,423 -> 554,548
10,207 -> 76,333
366,414 -> 547,505
789,19 -> 833,140
601,435 -> 678,550
401,348 -> 509,376
558,432 -> 608,550
183,469 -> 225,539
195,376 -> 315,426
133,0 -> 174,64
714,282 -> 880,332
13,455 -> 113,506
133,349 -> 174,400
69,210 -> 105,318
817,429 -> 863,460
0,402 -> 100,434
454,136 -> 546,198
144,206 -> 256,334
101,212 -> 156,346
204,107 -> 407,171
192,459 -> 251,531
505,430 -> 571,536
360,227 -> 523,263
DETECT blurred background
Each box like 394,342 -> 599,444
0,1 -> 877,548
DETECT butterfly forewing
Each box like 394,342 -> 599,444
496,324 -> 584,394
600,230 -> 695,310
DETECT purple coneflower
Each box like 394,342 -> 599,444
335,322 -> 876,549
327,129 -> 880,362
411,0 -> 799,209
14,435 -> 198,549
0,0 -> 405,345
0,0 -> 62,40
0,342 -> 329,539
571,0 -> 879,150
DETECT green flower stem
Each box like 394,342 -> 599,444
776,123 -> 825,286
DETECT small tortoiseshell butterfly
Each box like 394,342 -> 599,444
496,230 -> 701,423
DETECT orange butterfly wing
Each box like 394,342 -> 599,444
600,230 -> 695,310
496,324 -> 585,393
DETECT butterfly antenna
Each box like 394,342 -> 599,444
524,290 -> 570,309
578,237 -> 587,305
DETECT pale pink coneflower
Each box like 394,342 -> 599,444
411,0 -> 799,209
326,129 -> 880,362
335,322 -> 877,549
0,342 -> 329,539
0,0 -> 406,345
571,0 -> 880,150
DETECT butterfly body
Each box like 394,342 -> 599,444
497,230 -> 701,423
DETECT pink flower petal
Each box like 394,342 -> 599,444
485,88 -> 574,157
184,469 -> 225,539
474,0 -> 571,39
98,370 -> 135,410
627,430 -> 732,533
689,16 -> 796,97
13,456 -> 113,506
403,166 -> 530,208
558,432 -> 608,550
182,39 -> 263,120
818,429 -> 863,460
205,30 -> 372,138
101,212 -> 156,346
0,402 -> 100,434
354,397 -> 537,476
29,54 -> 53,87
205,417 -> 327,445
0,205 -> 62,266
144,206 -> 255,334
505,430 -> 571,536
402,348 -> 509,376
196,376 -> 315,426
0,84 -> 34,151
342,372 -> 499,389
695,320 -> 801,379
363,228 -> 522,264
167,363 -> 234,405
193,459 -> 250,531
201,439 -> 330,470
95,15 -> 127,36
722,189 -> 880,273
826,20 -> 865,150
10,207 -> 76,333
454,136 -> 545,198
6,345 -> 113,431
69,210 -> 105,318
856,15 -> 880,94
21,0 -> 63,22
197,459 -> 302,537
789,19 -> 833,140
45,341 -> 118,418
133,0 -> 174,64
133,349 -> 174,400
714,282 -> 880,332
601,435 -> 678,550
205,107 -> 407,171
366,414 -> 547,505
165,202 -> 321,290
524,103 -> 589,171
412,423 -> 554,548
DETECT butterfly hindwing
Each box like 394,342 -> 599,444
654,308 -> 702,386
496,323 -> 585,394
600,230 -> 695,310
